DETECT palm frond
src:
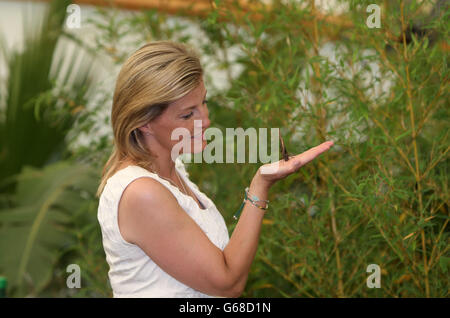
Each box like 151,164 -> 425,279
0,160 -> 98,297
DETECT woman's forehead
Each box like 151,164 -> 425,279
168,82 -> 206,111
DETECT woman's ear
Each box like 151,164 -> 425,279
137,123 -> 153,136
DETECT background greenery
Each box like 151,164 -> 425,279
0,0 -> 448,297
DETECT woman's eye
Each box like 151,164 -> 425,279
182,112 -> 194,119
181,101 -> 207,119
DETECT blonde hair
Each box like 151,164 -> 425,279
96,41 -> 204,197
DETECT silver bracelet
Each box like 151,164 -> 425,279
245,187 -> 269,210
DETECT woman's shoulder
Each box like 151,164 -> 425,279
114,160 -> 179,201
103,160 -> 160,198
108,156 -> 190,201
121,176 -> 171,206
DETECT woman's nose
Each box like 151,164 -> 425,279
200,105 -> 210,130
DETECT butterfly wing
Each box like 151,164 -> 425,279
279,133 -> 289,161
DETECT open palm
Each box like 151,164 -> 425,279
259,140 -> 334,185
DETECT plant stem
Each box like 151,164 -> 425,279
400,0 -> 429,298
330,194 -> 345,297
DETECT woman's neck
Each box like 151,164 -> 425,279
121,152 -> 178,182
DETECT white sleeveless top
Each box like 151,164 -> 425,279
97,156 -> 230,298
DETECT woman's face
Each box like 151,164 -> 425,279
142,79 -> 210,156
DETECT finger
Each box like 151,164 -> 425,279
292,141 -> 334,167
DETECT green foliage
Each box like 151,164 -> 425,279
0,161 -> 101,297
0,0 -> 103,297
0,0 -> 95,194
1,0 -> 448,298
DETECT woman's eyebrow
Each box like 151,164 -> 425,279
180,91 -> 207,111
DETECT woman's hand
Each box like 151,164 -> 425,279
256,140 -> 334,188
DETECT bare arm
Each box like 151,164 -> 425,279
221,171 -> 270,295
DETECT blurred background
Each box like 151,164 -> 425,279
0,0 -> 448,297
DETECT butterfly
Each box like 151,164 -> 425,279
279,132 -> 290,161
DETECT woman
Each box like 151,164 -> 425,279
96,41 -> 333,298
